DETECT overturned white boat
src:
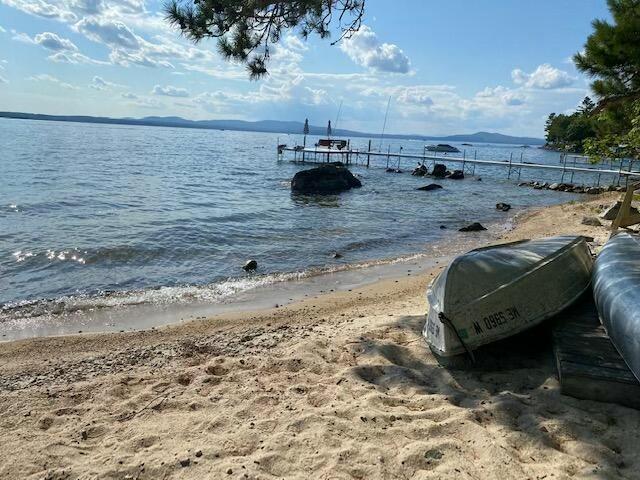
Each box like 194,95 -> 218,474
423,236 -> 593,358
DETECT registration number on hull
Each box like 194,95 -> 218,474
472,307 -> 521,334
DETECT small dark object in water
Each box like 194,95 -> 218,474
412,164 -> 428,176
476,177 -> 482,181
439,225 -> 447,229
459,222 -> 487,232
417,184 -> 443,191
447,170 -> 464,180
332,252 -> 343,259
386,168 -> 402,173
243,259 -> 258,271
496,203 -> 511,212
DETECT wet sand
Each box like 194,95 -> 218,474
1,193 -> 639,480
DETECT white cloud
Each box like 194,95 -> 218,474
47,50 -> 106,64
75,17 -> 140,50
511,64 -> 574,89
1,0 -> 77,22
0,74 -> 7,83
11,31 -> 34,44
152,84 -> 189,97
476,86 -> 525,106
89,75 -> 123,90
340,25 -> 410,74
121,92 -> 137,99
0,25 -> 6,33
34,31 -> 78,52
28,73 -> 78,89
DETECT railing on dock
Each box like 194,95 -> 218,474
278,144 -> 640,186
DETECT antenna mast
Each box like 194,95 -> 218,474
379,96 -> 392,150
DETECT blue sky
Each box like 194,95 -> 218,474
0,0 -> 610,136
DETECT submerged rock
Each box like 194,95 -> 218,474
291,162 -> 362,194
447,170 -> 464,180
496,203 -> 511,212
459,222 -> 487,232
417,184 -> 443,191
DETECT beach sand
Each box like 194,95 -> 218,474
1,193 -> 639,480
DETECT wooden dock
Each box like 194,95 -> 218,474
553,297 -> 640,409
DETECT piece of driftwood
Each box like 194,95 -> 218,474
552,297 -> 640,409
611,182 -> 640,231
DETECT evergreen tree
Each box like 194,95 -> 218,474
574,0 -> 640,109
164,0 -> 366,79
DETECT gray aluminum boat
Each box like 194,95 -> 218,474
593,232 -> 640,381
424,235 -> 593,358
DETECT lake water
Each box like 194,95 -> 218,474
1,118 -> 608,339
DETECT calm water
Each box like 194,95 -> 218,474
1,118 -> 605,335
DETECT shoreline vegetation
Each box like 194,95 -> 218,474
2,194 -> 639,479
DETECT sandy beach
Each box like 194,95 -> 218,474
2,194 -> 639,480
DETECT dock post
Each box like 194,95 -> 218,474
302,136 -> 306,163
617,158 -> 623,186
398,146 -> 403,170
508,152 -> 513,179
367,139 -> 371,168
386,145 -> 390,169
462,149 -> 466,173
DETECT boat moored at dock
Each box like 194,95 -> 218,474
426,144 -> 461,153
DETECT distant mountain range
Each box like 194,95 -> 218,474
0,111 -> 545,145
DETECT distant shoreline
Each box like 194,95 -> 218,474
0,111 -> 545,145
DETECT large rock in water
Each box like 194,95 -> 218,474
432,164 -> 447,178
291,162 -> 362,194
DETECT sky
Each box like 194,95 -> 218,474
0,0 -> 612,137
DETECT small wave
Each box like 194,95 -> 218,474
0,251 -> 434,322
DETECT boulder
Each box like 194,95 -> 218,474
586,187 -> 604,195
582,216 -> 602,227
496,203 -> 511,212
548,183 -> 560,191
447,170 -> 464,180
243,260 -> 258,271
291,162 -> 362,194
417,184 -> 443,191
412,165 -> 428,176
432,164 -> 447,178
601,201 -> 640,220
459,222 -> 487,232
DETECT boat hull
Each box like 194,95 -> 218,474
593,232 -> 640,382
424,236 -> 593,357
